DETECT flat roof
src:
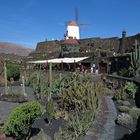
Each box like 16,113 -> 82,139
27,57 -> 89,64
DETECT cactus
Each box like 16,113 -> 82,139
118,105 -> 130,113
116,113 -> 133,126
60,73 -> 99,112
4,62 -> 8,95
129,107 -> 140,119
130,40 -> 140,76
22,76 -> 27,97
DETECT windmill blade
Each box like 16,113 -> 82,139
79,23 -> 91,27
65,21 -> 71,26
58,22 -> 65,26
75,7 -> 80,24
58,21 -> 71,26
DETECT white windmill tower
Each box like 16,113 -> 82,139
65,8 -> 89,40
66,21 -> 80,40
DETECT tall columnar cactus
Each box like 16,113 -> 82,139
4,62 -> 8,95
22,76 -> 27,97
130,40 -> 140,76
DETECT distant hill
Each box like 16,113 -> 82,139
0,42 -> 34,56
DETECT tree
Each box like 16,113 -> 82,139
7,63 -> 20,80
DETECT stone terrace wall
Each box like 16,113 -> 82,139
31,33 -> 140,59
79,37 -> 120,52
35,37 -> 120,53
119,33 -> 140,52
36,40 -> 63,53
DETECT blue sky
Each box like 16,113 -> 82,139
0,0 -> 140,49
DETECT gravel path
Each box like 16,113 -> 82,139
99,96 -> 117,140
0,86 -> 35,122
0,86 -> 35,101
83,96 -> 117,140
0,101 -> 19,121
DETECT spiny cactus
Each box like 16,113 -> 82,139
130,40 -> 140,76
4,62 -> 8,95
116,113 -> 133,126
129,107 -> 140,119
118,105 -> 130,113
60,73 -> 99,113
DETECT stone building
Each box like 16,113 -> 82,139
27,31 -> 140,74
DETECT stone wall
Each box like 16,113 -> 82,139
33,37 -> 120,58
36,40 -> 62,53
119,33 -> 140,53
79,37 -> 120,52
29,33 -> 140,60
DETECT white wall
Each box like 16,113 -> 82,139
66,25 -> 80,39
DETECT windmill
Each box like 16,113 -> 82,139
64,8 -> 89,40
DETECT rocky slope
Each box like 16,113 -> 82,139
0,42 -> 34,56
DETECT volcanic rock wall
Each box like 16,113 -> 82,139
29,32 -> 140,60
119,33 -> 140,52
34,37 -> 120,54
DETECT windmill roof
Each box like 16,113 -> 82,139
69,21 -> 77,26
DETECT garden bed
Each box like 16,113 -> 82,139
114,99 -> 138,140
82,95 -> 117,140
107,77 -> 140,140
0,94 -> 28,103
31,112 -> 65,139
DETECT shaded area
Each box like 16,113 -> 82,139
32,112 -> 65,139
119,116 -> 140,140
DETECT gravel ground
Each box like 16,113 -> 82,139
0,86 -> 35,122
32,113 -> 65,140
83,96 -> 117,140
0,101 -> 18,121
0,86 -> 35,101
99,96 -> 117,140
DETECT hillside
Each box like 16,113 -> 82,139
0,42 -> 34,56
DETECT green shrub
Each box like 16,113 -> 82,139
118,106 -> 130,113
124,82 -> 137,98
47,99 -> 55,123
4,101 -> 44,140
129,107 -> 140,119
7,63 -> 20,81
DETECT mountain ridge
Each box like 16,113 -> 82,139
0,42 -> 34,56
